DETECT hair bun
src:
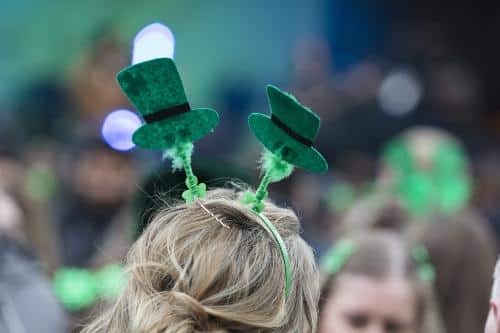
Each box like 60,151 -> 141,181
163,291 -> 229,333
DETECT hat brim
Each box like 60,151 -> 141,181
133,108 -> 219,149
248,113 -> 327,173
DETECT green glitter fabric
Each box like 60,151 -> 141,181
248,85 -> 328,173
117,58 -> 219,149
117,58 -> 219,202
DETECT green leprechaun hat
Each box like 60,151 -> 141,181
117,58 -> 219,149
248,85 -> 327,173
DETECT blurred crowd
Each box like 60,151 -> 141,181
1,16 -> 500,333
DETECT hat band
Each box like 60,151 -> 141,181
143,103 -> 191,124
271,114 -> 313,146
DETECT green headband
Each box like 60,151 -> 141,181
321,240 -> 435,284
320,239 -> 356,274
117,48 -> 328,299
412,245 -> 436,283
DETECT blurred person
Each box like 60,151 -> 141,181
51,137 -> 138,331
68,26 -> 129,124
21,142 -> 63,273
56,137 -> 137,268
378,126 -> 472,218
337,167 -> 495,333
82,188 -> 319,333
339,60 -> 383,105
291,36 -> 336,109
338,127 -> 472,236
289,171 -> 338,257
409,213 -> 496,333
0,189 -> 25,244
290,36 -> 350,162
0,144 -> 61,272
0,146 -> 25,194
428,63 -> 484,122
380,126 -> 465,182
485,260 -> 500,333
13,77 -> 71,144
388,22 -> 491,153
339,192 -> 409,236
318,231 -> 443,333
0,188 -> 68,333
472,152 -> 500,248
338,133 -> 494,333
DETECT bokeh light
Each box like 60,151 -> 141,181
101,109 -> 142,151
132,23 -> 175,64
378,68 -> 422,116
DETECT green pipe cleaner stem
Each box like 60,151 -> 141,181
254,167 -> 272,204
249,151 -> 294,212
177,143 -> 197,192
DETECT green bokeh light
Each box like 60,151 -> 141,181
53,268 -> 98,312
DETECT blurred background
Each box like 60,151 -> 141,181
1,0 -> 500,332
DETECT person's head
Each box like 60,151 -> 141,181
0,146 -> 24,193
83,188 -> 319,333
292,36 -> 332,86
378,127 -> 471,216
318,231 -> 438,333
486,259 -> 500,333
0,188 -> 25,242
410,212 -> 496,333
68,138 -> 137,208
339,194 -> 409,236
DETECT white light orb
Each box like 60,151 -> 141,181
101,109 -> 142,151
132,23 -> 175,64
378,68 -> 422,116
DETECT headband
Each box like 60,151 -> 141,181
116,28 -> 328,299
321,239 -> 435,284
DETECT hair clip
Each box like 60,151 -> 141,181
320,239 -> 356,275
197,201 -> 230,229
117,58 -> 219,203
244,85 -> 328,298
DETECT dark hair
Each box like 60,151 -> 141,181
409,212 -> 496,333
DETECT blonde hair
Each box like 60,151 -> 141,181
82,188 -> 319,332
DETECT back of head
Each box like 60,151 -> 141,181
82,188 -> 319,333
409,212 -> 496,333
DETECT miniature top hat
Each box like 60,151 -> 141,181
117,58 -> 219,149
248,85 -> 328,173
